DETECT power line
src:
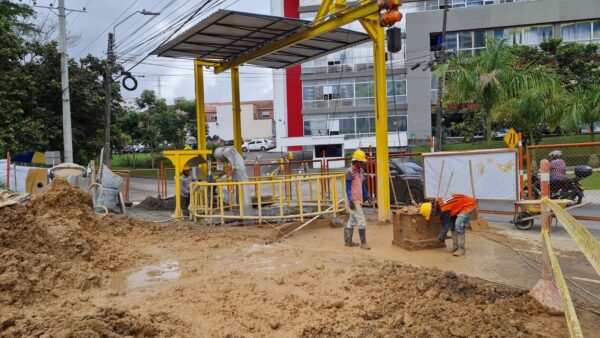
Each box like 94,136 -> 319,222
73,0 -> 139,58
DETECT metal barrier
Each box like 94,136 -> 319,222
527,142 -> 600,222
188,173 -> 345,224
530,159 -> 600,338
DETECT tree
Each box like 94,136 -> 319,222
493,85 -> 565,145
0,1 -> 123,163
562,85 -> 600,141
439,36 -> 557,145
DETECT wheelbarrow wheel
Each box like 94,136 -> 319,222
514,212 -> 534,230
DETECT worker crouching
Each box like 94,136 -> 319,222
420,194 -> 477,256
344,149 -> 371,250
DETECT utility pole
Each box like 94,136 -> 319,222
104,32 -> 114,166
434,0 -> 449,152
35,1 -> 86,163
58,0 -> 74,163
157,76 -> 162,100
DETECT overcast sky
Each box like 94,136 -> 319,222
32,0 -> 274,104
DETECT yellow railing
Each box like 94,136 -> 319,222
189,173 -> 346,224
540,198 -> 600,338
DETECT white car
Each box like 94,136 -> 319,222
581,123 -> 600,134
242,139 -> 275,152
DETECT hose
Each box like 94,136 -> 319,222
88,183 -> 109,218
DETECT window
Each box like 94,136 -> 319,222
260,111 -> 270,119
561,22 -> 592,42
594,21 -> 600,40
388,115 -> 408,132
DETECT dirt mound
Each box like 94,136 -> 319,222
0,178 -> 145,305
1,307 -> 183,337
301,262 -> 562,337
135,196 -> 176,211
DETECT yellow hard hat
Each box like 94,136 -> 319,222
420,202 -> 432,221
351,149 -> 367,162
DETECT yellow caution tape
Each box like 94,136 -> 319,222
543,230 -> 583,338
543,198 -> 600,277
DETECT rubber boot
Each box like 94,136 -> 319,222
344,228 -> 358,247
453,234 -> 465,256
358,229 -> 371,250
447,232 -> 459,254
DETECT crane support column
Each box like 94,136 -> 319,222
194,60 -> 208,180
231,66 -> 242,154
361,17 -> 391,224
194,60 -> 207,153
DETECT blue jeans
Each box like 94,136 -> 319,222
452,213 -> 470,235
437,211 -> 456,240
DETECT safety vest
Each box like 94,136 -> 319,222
438,194 -> 477,216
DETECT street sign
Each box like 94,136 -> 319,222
504,128 -> 519,148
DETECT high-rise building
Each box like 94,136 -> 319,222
272,0 -> 600,162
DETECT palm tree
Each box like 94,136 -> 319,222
438,36 -> 558,146
493,85 -> 565,145
563,85 -> 600,141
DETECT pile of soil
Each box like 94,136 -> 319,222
135,196 -> 176,211
397,205 -> 421,215
0,178 -> 145,305
301,262 -> 560,337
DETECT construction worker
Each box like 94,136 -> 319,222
184,136 -> 198,150
344,149 -> 371,250
420,194 -> 477,256
180,166 -> 192,215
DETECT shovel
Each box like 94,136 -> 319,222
468,160 -> 489,231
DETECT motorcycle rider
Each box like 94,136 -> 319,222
549,150 -> 567,190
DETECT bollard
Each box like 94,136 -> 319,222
529,159 -> 564,315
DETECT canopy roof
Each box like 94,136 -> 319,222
150,10 -> 370,69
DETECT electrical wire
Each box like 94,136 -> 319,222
73,0 -> 139,58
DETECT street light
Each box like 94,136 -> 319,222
103,9 -> 160,166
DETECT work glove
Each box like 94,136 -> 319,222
349,201 -> 356,210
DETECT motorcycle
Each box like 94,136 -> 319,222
524,165 -> 592,205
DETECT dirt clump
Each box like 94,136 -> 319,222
135,196 -> 175,211
0,178 -> 145,305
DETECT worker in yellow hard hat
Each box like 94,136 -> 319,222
344,149 -> 371,250
420,194 -> 477,256
180,166 -> 192,215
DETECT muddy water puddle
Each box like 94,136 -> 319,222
111,259 -> 181,290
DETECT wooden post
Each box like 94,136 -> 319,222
529,159 -> 563,314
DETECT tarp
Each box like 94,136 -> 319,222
423,149 -> 519,201
12,151 -> 47,164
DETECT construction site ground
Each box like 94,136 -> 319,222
2,180 -> 600,337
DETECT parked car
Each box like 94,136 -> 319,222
242,139 -> 275,152
493,129 -> 509,139
581,123 -> 600,134
371,158 -> 425,205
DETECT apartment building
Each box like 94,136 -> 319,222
271,0 -> 600,160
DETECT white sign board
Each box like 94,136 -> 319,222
424,149 -> 518,201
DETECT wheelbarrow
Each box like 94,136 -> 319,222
512,199 -> 572,230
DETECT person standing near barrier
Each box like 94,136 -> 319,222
180,166 -> 192,215
420,194 -> 477,256
344,149 -> 371,250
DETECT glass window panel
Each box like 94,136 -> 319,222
474,31 -> 486,47
577,22 -> 592,41
445,32 -> 458,50
355,83 -> 370,98
459,32 -> 473,50
369,117 -> 376,133
341,84 -> 354,99
594,21 -> 600,39
467,0 -> 483,7
452,0 -> 466,8
303,86 -> 315,101
356,117 -> 370,133
340,118 -> 355,135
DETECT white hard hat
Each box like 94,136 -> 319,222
186,136 -> 197,145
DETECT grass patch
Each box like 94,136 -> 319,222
581,173 -> 600,190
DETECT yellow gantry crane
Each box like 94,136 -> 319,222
156,0 -> 404,222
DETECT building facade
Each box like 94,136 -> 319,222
206,100 -> 274,141
272,0 -> 600,157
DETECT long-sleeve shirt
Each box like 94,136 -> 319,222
180,175 -> 191,197
346,167 -> 368,203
